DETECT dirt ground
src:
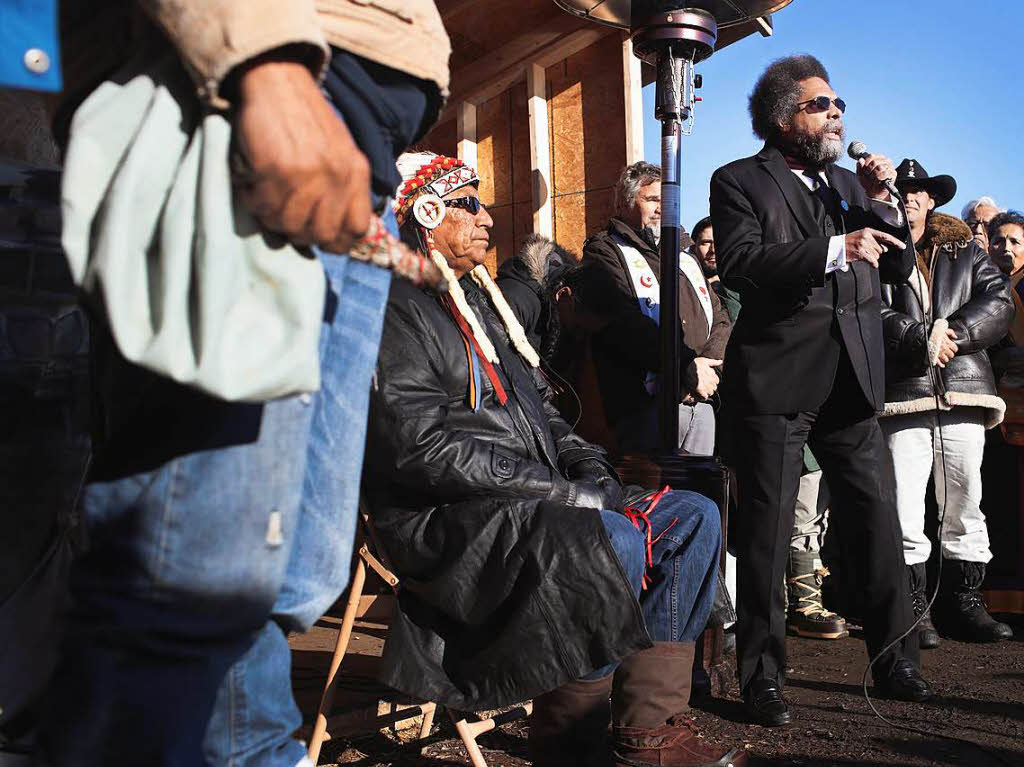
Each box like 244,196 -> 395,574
310,614 -> 1024,767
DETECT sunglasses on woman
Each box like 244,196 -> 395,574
797,95 -> 846,114
445,196 -> 484,215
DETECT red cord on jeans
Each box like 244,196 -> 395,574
621,485 -> 677,590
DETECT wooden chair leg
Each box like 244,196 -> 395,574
417,702 -> 438,740
307,558 -> 368,765
449,711 -> 489,767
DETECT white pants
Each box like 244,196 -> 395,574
880,408 -> 990,566
790,470 -> 831,553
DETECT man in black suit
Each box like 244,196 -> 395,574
710,55 -> 931,726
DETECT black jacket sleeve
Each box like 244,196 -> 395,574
880,299 -> 929,368
869,203 -> 915,287
945,245 -> 1014,355
496,276 -> 543,340
711,166 -> 831,292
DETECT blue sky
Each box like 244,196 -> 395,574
643,0 -> 1023,230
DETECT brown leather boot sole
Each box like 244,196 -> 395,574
787,623 -> 849,640
786,613 -> 849,640
611,718 -> 748,767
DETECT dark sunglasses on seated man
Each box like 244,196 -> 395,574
445,196 -> 484,215
797,95 -> 846,114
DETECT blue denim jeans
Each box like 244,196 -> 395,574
39,223 -> 393,767
585,490 -> 721,679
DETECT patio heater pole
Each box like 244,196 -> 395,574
632,9 -> 717,451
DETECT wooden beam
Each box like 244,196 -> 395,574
437,23 -> 614,126
456,102 -> 477,169
755,15 -> 774,36
450,12 -> 583,100
621,33 -> 644,165
527,63 -> 553,238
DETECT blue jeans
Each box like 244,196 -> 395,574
39,227 -> 393,767
586,490 -> 721,679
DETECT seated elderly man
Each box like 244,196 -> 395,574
361,152 -> 745,767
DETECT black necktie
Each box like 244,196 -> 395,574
804,170 -> 842,236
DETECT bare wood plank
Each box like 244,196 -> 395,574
457,102 -> 478,170
437,24 -> 614,126
527,63 -> 553,238
621,33 -> 644,165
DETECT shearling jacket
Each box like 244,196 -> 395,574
362,277 -> 650,710
880,213 -> 1013,428
139,0 -> 450,107
58,0 -> 450,110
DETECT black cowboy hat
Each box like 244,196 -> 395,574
894,159 -> 957,208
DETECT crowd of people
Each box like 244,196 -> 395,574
2,4 -> 1021,767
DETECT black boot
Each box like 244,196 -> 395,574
786,551 -> 848,639
940,560 -> 1013,642
907,563 -> 940,650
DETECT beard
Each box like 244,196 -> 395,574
784,119 -> 844,167
640,223 -> 660,248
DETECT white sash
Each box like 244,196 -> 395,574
614,234 -> 714,396
614,234 -> 715,341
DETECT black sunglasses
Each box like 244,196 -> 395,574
445,196 -> 484,215
797,95 -> 846,114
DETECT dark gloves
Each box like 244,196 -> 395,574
567,459 -> 622,509
567,458 -> 615,483
620,484 -> 653,509
568,481 -> 614,510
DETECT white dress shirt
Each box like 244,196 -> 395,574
791,168 -> 903,275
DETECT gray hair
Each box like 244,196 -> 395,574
616,161 -> 661,214
962,196 -> 1004,220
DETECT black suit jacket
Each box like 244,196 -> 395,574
710,144 -> 914,414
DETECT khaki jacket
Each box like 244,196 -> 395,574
140,0 -> 450,107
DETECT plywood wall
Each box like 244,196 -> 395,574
419,32 -> 628,273
547,33 -> 625,258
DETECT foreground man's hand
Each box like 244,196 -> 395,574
236,60 -> 371,254
844,228 -> 905,268
693,357 -> 723,400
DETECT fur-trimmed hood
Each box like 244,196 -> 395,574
917,213 -> 973,256
516,234 -> 578,289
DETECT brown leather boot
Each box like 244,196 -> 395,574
610,642 -> 747,767
530,673 -> 613,767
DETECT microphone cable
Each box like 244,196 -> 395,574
858,191 -> 1016,767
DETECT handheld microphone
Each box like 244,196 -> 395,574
847,141 -> 901,200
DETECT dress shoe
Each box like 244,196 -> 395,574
874,658 -> 933,702
743,679 -> 792,726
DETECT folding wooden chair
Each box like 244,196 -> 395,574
307,510 -> 532,767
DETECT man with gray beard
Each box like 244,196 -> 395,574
710,55 -> 931,727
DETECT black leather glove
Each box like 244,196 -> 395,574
567,459 -> 622,509
567,458 -> 615,483
568,480 -> 621,510
620,484 -> 653,509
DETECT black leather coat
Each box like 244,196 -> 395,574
362,277 -> 651,710
880,213 -> 1013,427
